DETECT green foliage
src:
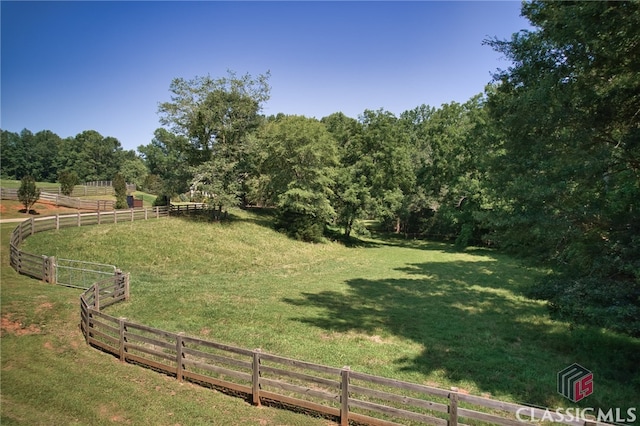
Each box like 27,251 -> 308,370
118,153 -> 148,190
322,112 -> 370,237
17,175 -> 41,212
1,129 -> 61,182
156,71 -> 271,211
113,173 -> 127,209
484,0 -> 640,335
527,275 -> 640,337
142,174 -> 163,195
254,115 -> 338,240
57,170 -> 79,196
274,207 -> 326,243
356,109 -> 415,233
138,128 -> 191,196
1,127 -> 131,184
152,194 -> 170,207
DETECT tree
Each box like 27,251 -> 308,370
113,173 -> 127,209
255,115 -> 338,241
58,170 -> 79,196
17,175 -> 40,214
30,130 -> 61,182
355,109 -> 414,233
484,1 -> 640,336
157,71 -> 270,212
322,112 -> 369,238
119,152 -> 148,191
399,97 -> 491,247
55,131 -> 124,182
0,130 -> 24,179
138,128 -> 191,197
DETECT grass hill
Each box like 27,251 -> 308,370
3,208 -> 639,424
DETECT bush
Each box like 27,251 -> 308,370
113,173 -> 127,209
17,175 -> 41,213
153,194 -> 171,207
526,274 -> 640,337
275,209 -> 326,243
58,170 -> 79,196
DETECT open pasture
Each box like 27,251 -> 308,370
14,208 -> 640,420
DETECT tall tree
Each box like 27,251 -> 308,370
158,71 -> 270,211
255,115 -> 338,241
138,128 -> 191,196
0,130 -> 24,179
30,130 -> 61,182
400,97 -> 490,247
322,113 -> 368,237
119,151 -> 148,191
356,109 -> 414,233
485,1 -> 640,335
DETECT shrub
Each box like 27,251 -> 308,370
17,175 -> 41,213
275,209 -> 326,243
58,170 -> 79,196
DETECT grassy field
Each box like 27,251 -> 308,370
0,221 -> 335,425
9,207 -> 639,422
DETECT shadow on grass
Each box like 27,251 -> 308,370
283,258 -> 640,408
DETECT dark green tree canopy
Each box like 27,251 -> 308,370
484,0 -> 640,335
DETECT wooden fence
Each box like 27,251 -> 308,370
8,207 -> 169,286
8,208 -> 612,426
1,188 -> 115,210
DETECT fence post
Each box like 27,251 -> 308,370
44,256 -> 56,284
119,318 -> 127,362
97,210 -> 101,225
131,209 -> 134,222
176,332 -> 185,382
30,217 -> 35,235
155,206 -> 159,219
448,389 -> 459,426
252,349 -> 261,406
145,208 -> 148,220
340,366 -> 350,426
114,210 -> 118,224
123,272 -> 130,301
93,284 -> 100,311
42,255 -> 48,282
77,212 -> 81,227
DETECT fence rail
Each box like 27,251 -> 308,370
8,206 -> 169,289
1,187 -> 115,210
7,207 -> 612,426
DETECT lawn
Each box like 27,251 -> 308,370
13,208 -> 639,422
0,221 -> 334,426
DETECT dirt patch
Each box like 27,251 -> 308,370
0,199 -> 90,219
0,315 -> 41,336
36,302 -> 54,313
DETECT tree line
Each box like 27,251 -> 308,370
1,129 -> 148,190
1,1 -> 637,337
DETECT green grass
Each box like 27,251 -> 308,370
8,209 -> 640,423
0,222 -> 334,425
0,179 -> 60,190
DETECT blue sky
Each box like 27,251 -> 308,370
1,1 -> 530,151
